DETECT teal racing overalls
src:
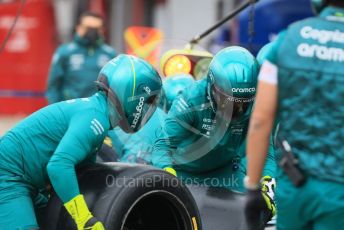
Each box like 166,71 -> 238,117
263,6 -> 344,230
152,80 -> 276,192
0,93 -> 110,229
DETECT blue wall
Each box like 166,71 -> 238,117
237,0 -> 314,55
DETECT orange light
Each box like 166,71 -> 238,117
163,55 -> 192,77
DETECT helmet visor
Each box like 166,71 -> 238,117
106,90 -> 160,133
95,76 -> 127,129
211,84 -> 255,122
134,92 -> 160,132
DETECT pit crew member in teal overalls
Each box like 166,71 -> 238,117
46,11 -> 117,104
244,0 -> 344,229
0,54 -> 162,229
151,46 -> 277,221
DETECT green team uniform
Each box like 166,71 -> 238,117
152,80 -> 276,192
264,6 -> 344,230
110,108 -> 167,164
46,35 -> 116,104
0,93 -> 110,229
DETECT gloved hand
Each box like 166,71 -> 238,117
64,194 -> 105,230
261,176 -> 276,218
244,176 -> 276,230
164,167 -> 177,176
245,187 -> 267,230
103,136 -> 113,147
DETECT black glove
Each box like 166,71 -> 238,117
244,188 -> 272,230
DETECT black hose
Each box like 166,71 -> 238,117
188,0 -> 259,47
0,0 -> 26,53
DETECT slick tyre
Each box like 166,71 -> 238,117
43,163 -> 201,230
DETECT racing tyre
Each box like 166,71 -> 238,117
43,163 -> 201,230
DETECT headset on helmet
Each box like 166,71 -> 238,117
207,46 -> 259,122
161,74 -> 195,112
96,54 -> 162,133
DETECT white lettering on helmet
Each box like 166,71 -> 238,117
131,97 -> 145,128
232,87 -> 256,93
227,97 -> 255,103
143,86 -> 151,95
